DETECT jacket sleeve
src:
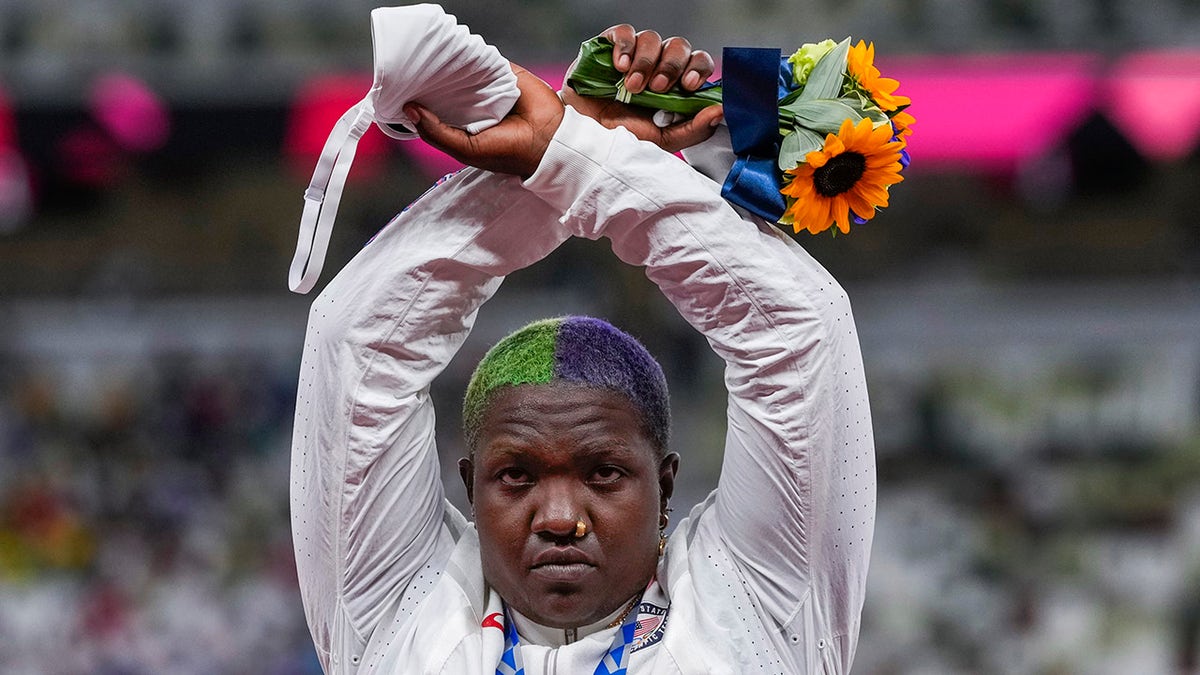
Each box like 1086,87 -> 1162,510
523,108 -> 876,650
289,168 -> 570,672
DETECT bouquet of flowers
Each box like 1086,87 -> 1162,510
567,37 -> 914,236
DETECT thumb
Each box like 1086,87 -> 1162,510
404,103 -> 478,161
660,104 -> 724,153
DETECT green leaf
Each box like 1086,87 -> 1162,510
779,86 -> 804,107
565,38 -> 622,95
778,127 -> 825,170
837,96 -> 890,126
781,99 -> 863,135
565,36 -> 723,115
798,37 -> 850,102
627,86 -> 723,115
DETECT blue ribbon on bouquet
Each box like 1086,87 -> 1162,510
718,47 -> 791,223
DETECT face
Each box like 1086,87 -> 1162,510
460,383 -> 678,628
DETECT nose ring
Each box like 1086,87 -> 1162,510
574,520 -> 587,538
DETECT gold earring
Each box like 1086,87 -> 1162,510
657,510 -> 670,557
575,520 -> 587,538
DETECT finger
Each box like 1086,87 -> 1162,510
403,103 -> 478,162
624,30 -> 662,94
600,24 -> 637,72
659,104 -> 724,152
648,37 -> 692,93
681,50 -> 715,91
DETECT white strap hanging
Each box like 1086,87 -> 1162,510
288,97 -> 375,294
286,4 -> 518,294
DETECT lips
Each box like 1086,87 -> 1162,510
530,547 -> 596,582
531,546 -> 595,568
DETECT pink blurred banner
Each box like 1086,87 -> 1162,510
293,52 -> 1200,182
89,73 -> 171,153
0,87 -> 15,148
1105,50 -> 1200,162
884,53 -> 1102,172
0,86 -> 32,232
284,74 -> 390,181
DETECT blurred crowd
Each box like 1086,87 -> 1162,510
1,285 -> 1197,673
0,354 -> 319,674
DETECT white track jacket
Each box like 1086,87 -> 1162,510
290,107 -> 876,674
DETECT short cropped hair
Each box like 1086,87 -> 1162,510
463,316 -> 670,455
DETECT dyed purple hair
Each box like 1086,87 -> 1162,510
463,316 -> 670,454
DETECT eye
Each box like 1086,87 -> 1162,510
497,468 -> 532,486
589,465 -> 625,484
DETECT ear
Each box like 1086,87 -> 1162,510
458,456 -> 475,505
657,452 -> 679,513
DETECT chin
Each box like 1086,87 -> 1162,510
523,591 -> 613,628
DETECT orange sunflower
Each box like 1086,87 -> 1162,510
780,117 -> 906,235
847,40 -> 909,112
890,110 -> 916,138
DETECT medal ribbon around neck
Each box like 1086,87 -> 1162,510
495,601 -> 640,675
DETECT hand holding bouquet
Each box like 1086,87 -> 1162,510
567,36 -> 914,235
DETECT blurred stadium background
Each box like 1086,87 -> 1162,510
2,1 -> 1199,673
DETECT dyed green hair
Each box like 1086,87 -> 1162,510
463,316 -> 670,454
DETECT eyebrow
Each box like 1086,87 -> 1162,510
480,439 -> 642,464
570,441 -> 640,461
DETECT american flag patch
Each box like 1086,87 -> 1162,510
630,602 -> 669,652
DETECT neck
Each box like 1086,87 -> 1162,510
509,596 -> 638,648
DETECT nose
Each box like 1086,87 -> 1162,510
530,481 -> 585,541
